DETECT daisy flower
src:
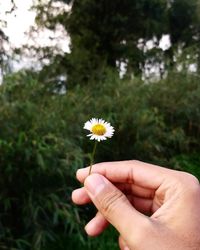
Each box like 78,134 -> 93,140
84,118 -> 114,142
84,118 -> 114,175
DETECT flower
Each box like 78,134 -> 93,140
84,118 -> 114,142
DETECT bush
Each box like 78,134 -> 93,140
0,69 -> 199,249
0,72 -> 84,249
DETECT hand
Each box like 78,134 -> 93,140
72,160 -> 200,250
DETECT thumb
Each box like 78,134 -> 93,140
84,174 -> 153,246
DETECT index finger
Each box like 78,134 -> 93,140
76,160 -> 173,190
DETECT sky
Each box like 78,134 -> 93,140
0,0 -> 70,72
0,0 -> 36,47
0,0 -> 70,49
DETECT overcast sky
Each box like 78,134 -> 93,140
0,0 -> 36,47
0,0 -> 70,73
0,0 -> 70,51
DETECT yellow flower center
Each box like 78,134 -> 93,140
92,124 -> 106,136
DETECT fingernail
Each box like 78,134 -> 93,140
84,221 -> 94,236
76,168 -> 84,178
124,246 -> 130,250
84,174 -> 106,196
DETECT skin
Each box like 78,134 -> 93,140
71,160 -> 200,250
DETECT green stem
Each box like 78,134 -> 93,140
89,141 -> 98,175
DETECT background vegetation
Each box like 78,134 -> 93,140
0,0 -> 200,249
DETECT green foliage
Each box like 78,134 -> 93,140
171,154 -> 200,179
0,72 -> 85,249
169,0 -> 199,45
0,69 -> 200,249
42,226 -> 118,250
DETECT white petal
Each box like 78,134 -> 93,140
84,121 -> 92,131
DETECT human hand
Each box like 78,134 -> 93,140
72,160 -> 200,250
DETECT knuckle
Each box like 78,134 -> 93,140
188,174 -> 199,185
130,159 -> 141,165
184,173 -> 199,185
178,172 -> 200,197
188,181 -> 200,197
181,172 -> 200,187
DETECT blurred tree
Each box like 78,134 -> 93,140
34,0 -> 168,85
167,0 -> 200,71
0,0 -> 16,81
33,0 -> 200,86
66,0 -> 168,72
0,29 -> 6,69
0,27 -> 9,79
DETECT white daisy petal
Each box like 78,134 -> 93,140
84,121 -> 92,131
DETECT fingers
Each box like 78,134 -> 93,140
117,183 -> 155,199
77,160 -> 168,189
72,182 -> 155,205
128,195 -> 153,214
85,211 -> 109,236
72,186 -> 154,214
72,188 -> 109,236
84,173 -> 154,245
72,187 -> 90,205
